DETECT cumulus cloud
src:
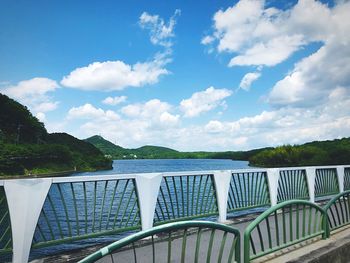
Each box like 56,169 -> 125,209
36,112 -> 46,122
267,1 -> 350,108
204,0 -> 335,67
61,56 -> 169,91
61,86 -> 350,151
121,99 -> 179,126
205,0 -> 350,110
1,77 -> 59,114
139,9 -> 181,47
61,10 -> 180,91
64,100 -> 180,148
180,87 -> 232,117
102,96 -> 127,105
239,72 -> 261,91
67,103 -> 120,121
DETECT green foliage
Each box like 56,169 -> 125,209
249,138 -> 350,167
0,93 -> 112,176
0,93 -> 46,143
85,135 -> 269,161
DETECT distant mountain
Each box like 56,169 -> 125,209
0,93 -> 112,176
85,135 -> 350,167
84,135 -> 268,161
85,135 -> 179,159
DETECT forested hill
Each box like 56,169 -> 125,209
86,135 -> 350,167
85,135 -> 269,160
0,93 -> 112,176
249,138 -> 350,167
85,135 -> 181,159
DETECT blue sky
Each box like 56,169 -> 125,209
1,0 -> 350,151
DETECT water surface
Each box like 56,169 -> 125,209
75,159 -> 250,176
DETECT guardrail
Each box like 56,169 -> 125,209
243,200 -> 328,263
324,190 -> 350,232
78,220 -> 241,263
0,165 -> 349,262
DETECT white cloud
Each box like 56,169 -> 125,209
36,112 -> 46,122
267,1 -> 350,108
102,96 -> 127,105
229,35 -> 304,67
205,0 -> 350,112
121,99 -> 179,126
61,10 -> 180,92
239,72 -> 261,91
139,9 -> 181,47
204,0 -> 335,67
1,77 -> 59,113
60,88 -> 350,151
201,35 -> 215,45
180,87 -> 232,117
64,100 -> 179,148
205,120 -> 225,133
61,56 -> 169,91
67,103 -> 120,121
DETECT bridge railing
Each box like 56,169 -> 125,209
324,190 -> 350,232
243,200 -> 328,263
78,220 -> 241,263
0,165 -> 349,262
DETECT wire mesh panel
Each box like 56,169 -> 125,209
79,221 -> 241,263
0,186 -> 12,261
243,200 -> 328,263
277,169 -> 309,203
32,179 -> 141,249
227,171 -> 270,212
325,191 -> 350,232
344,168 -> 350,191
315,168 -> 339,199
154,175 -> 218,224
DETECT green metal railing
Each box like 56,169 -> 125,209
277,169 -> 309,203
324,190 -> 350,232
227,171 -> 270,212
154,175 -> 218,224
243,200 -> 328,263
0,186 -> 12,258
79,220 -> 241,263
315,168 -> 339,199
31,179 -> 141,249
344,168 -> 350,191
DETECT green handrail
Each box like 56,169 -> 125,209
324,190 -> 350,232
79,220 -> 241,263
243,200 -> 328,263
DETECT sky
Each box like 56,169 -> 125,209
1,0 -> 350,151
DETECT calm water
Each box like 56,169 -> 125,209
75,159 -> 250,176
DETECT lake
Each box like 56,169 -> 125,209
75,159 -> 250,176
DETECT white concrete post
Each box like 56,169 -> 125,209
337,166 -> 345,193
135,173 -> 162,231
266,168 -> 279,206
213,171 -> 232,223
305,167 -> 316,203
4,178 -> 52,263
